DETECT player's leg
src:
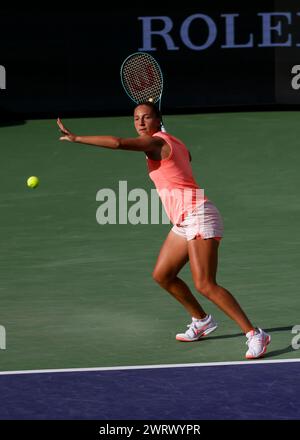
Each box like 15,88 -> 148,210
188,237 -> 254,334
188,237 -> 271,357
152,230 -> 207,319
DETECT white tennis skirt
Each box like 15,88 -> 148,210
171,200 -> 224,242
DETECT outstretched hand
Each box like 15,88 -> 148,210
57,118 -> 77,142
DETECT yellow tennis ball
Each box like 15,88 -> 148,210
27,176 -> 39,189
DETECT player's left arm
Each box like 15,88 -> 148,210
77,135 -> 164,153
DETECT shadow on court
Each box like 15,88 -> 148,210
0,110 -> 26,127
0,120 -> 26,127
200,325 -> 294,342
265,326 -> 294,333
197,325 -> 297,359
263,345 -> 295,359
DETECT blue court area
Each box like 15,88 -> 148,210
0,360 -> 299,420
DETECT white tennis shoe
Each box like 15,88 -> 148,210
176,315 -> 218,342
245,328 -> 271,359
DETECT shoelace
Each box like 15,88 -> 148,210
186,322 -> 201,337
246,332 -> 263,347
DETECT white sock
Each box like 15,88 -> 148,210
193,315 -> 210,324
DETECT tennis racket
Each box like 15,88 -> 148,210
120,52 -> 166,132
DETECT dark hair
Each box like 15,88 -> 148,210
134,101 -> 162,121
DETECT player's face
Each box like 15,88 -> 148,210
134,105 -> 161,136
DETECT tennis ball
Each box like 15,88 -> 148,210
27,176 -> 39,189
148,97 -> 154,103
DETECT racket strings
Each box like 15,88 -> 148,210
122,54 -> 163,104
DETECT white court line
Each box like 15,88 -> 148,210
0,358 -> 300,376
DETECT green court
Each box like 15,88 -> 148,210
1,111 -> 300,372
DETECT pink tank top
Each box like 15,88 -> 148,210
147,131 -> 207,225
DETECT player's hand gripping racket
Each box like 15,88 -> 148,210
120,52 -> 166,132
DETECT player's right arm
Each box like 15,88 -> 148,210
57,118 -> 164,154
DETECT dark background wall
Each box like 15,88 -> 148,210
0,1 -> 300,118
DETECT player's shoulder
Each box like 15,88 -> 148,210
150,132 -> 167,145
153,131 -> 174,142
154,131 -> 185,147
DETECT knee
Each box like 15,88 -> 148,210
152,269 -> 174,288
194,279 -> 217,300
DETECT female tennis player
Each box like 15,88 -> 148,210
57,102 -> 271,359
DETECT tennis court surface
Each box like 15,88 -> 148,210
1,111 -> 299,419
